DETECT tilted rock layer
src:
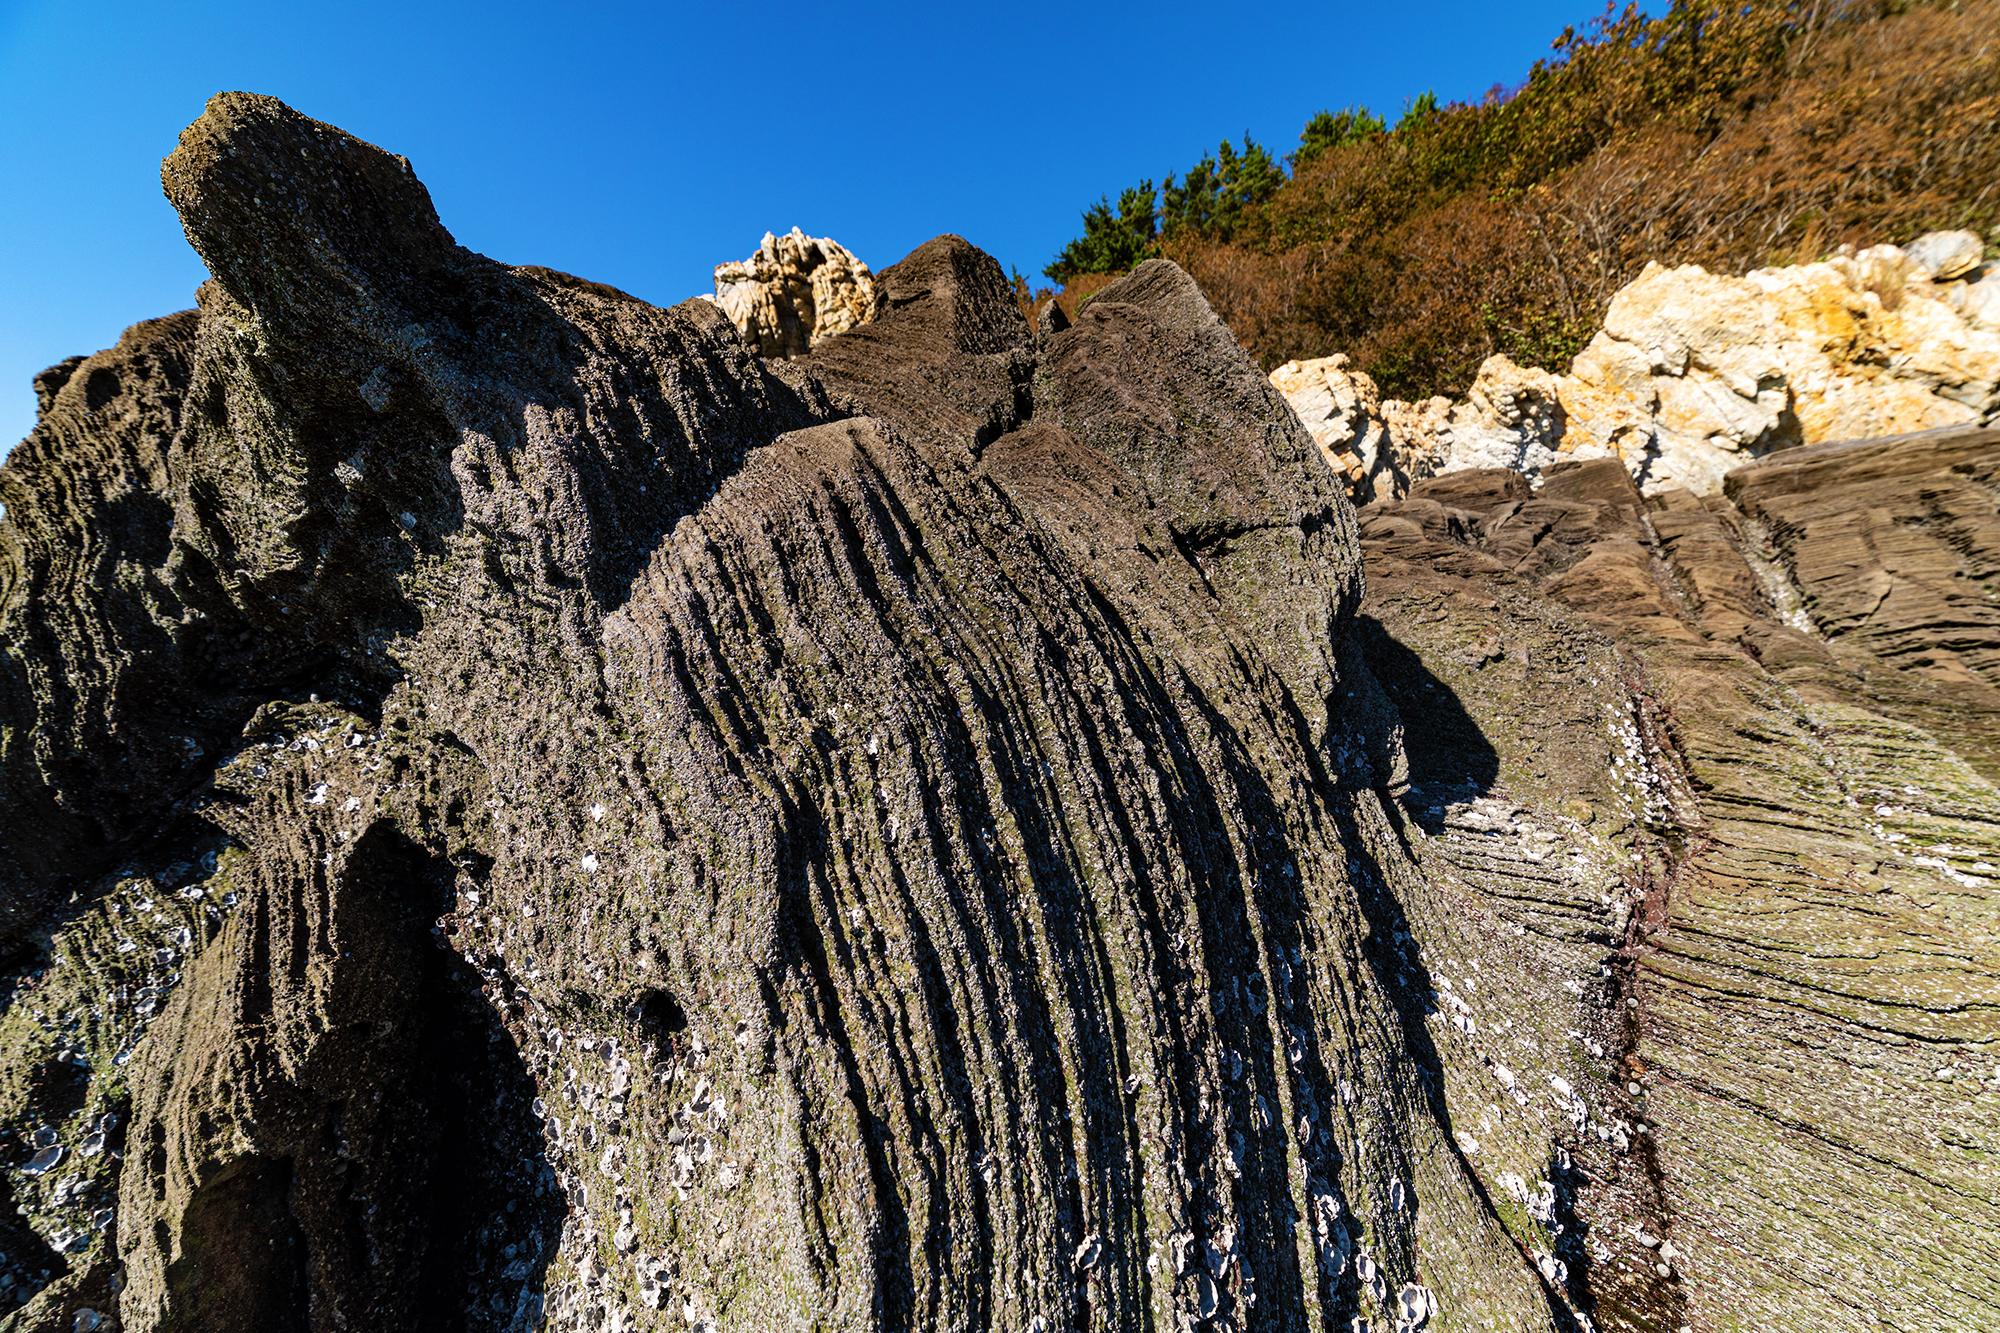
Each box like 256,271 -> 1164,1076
708,227 -> 883,358
1358,434 -> 2000,1333
1,97 -> 1995,1333
1276,232 -> 2000,498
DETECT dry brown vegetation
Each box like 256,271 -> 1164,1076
1059,1 -> 2000,400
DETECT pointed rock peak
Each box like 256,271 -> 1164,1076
869,234 -> 1029,357
1035,298 -> 1069,339
162,93 -> 463,324
1084,257 -> 1222,333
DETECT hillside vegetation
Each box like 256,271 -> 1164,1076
1042,0 -> 2000,399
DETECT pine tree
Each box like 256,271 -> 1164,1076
1161,136 -> 1286,242
1044,182 -> 1160,283
1291,107 -> 1387,169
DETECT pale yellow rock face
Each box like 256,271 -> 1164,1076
1379,394 -> 1452,474
1555,250 -> 2000,492
1269,354 -> 1405,500
1438,355 -> 1578,475
1274,232 -> 2000,498
1904,228 -> 1986,280
710,227 -> 883,358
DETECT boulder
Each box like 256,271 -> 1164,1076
709,226 -> 882,357
1903,227 -> 1986,281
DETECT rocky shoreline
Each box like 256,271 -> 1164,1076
3,97 -> 1995,1333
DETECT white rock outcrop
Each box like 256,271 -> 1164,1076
1268,355 -> 1410,502
1432,356 -> 1570,478
1905,229 -> 1984,281
709,228 -> 882,358
1275,230 -> 2000,497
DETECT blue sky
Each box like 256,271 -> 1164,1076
0,0 -> 1592,448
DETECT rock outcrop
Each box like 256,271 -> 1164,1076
1905,228 -> 1984,281
708,227 -> 882,358
0,93 -> 1532,1333
1268,354 -> 1408,503
3,96 -> 1996,1333
1356,428 -> 2000,1333
1276,232 -> 2000,497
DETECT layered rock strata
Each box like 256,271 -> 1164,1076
1357,429 -> 2000,1333
2,96 -> 1995,1333
0,93 -> 1539,1333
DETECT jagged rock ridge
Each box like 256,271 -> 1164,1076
707,227 -> 883,358
0,95 -> 1995,1333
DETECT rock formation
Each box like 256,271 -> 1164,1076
1275,232 -> 2000,498
708,227 -> 883,358
2,96 -> 1995,1333
1268,355 -> 1408,504
1356,429 -> 2000,1333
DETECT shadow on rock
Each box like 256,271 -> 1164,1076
1356,616 -> 1498,833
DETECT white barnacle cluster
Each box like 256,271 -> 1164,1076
264,719 -> 386,839
1498,1171 -> 1559,1228
1862,781 -> 1998,888
1545,1073 -> 1591,1134
510,960 -> 749,1333
419,910 -> 614,1327
1355,1250 -> 1386,1306
1401,859 -> 1654,1330
1393,1281 -> 1437,1331
1602,700 -> 1675,831
1306,1186 -> 1352,1279
1426,794 -> 1623,941
518,1021 -> 644,1330
1144,1221 -> 1253,1325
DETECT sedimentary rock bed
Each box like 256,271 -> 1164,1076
1,95 -> 1995,1333
1358,433 -> 2000,1333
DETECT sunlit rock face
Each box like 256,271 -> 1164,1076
1268,354 -> 1413,504
1275,233 -> 2000,498
707,227 -> 883,358
1,95 -> 1996,1333
1356,435 -> 2000,1333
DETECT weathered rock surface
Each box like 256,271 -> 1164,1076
1269,354 -> 1409,503
0,93 -> 1535,1333
2,96 -> 1995,1333
708,227 -> 882,358
1904,228 -> 1984,281
1275,232 -> 2000,497
1357,429 -> 2000,1333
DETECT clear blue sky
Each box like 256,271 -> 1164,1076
1,0 -> 1593,449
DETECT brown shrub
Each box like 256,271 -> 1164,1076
1065,1 -> 2000,400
